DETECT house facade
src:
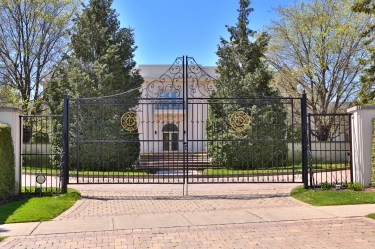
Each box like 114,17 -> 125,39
137,64 -> 218,154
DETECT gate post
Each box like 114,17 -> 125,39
61,94 -> 69,193
301,92 -> 309,189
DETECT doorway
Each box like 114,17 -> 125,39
163,132 -> 178,151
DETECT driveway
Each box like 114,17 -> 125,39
1,183 -> 375,248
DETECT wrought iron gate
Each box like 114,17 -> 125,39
20,115 -> 62,193
61,56 -> 308,189
307,113 -> 353,187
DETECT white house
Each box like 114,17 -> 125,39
137,64 -> 218,154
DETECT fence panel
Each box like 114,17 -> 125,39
308,113 -> 352,187
20,115 -> 62,193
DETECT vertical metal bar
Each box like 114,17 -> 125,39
19,116 -> 22,195
348,114 -> 353,183
76,101 -> 80,183
61,94 -> 69,193
291,99 -> 295,182
308,114 -> 313,186
301,92 -> 308,189
184,55 -> 189,195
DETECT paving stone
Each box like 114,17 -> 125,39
1,183 -> 375,248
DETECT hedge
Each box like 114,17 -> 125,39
372,119 -> 375,186
206,100 -> 288,169
0,124 -> 15,199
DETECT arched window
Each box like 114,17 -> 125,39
162,123 -> 179,132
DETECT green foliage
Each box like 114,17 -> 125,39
0,86 -> 21,108
268,0 -> 371,112
0,124 -> 15,200
0,0 -> 79,114
348,182 -> 364,191
291,186 -> 375,206
46,0 -> 143,170
0,189 -> 80,224
373,119 -> 375,186
207,101 -> 288,169
353,0 -> 375,104
320,182 -> 332,190
207,0 -> 287,169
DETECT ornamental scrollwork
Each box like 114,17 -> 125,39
229,111 -> 250,132
121,112 -> 138,132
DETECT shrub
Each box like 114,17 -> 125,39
0,124 -> 15,199
51,102 -> 140,171
206,100 -> 288,169
348,182 -> 364,191
320,182 -> 332,190
372,119 -> 375,186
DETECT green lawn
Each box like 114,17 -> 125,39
203,163 -> 348,175
0,189 -> 80,224
204,168 -> 300,174
291,186 -> 375,206
24,166 -> 149,175
367,213 -> 375,219
0,237 -> 6,242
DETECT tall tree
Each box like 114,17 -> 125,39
353,0 -> 375,104
268,0 -> 370,112
207,0 -> 287,169
46,0 -> 143,171
267,0 -> 371,140
0,0 -> 78,114
214,0 -> 276,98
46,0 -> 142,111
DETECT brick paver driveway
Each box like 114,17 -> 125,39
1,183 -> 375,248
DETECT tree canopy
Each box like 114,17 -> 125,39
46,0 -> 143,114
214,0 -> 276,98
46,0 -> 143,170
267,0 -> 371,113
207,0 -> 287,169
353,0 -> 375,104
0,0 -> 78,114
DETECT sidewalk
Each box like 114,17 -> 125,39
2,202 -> 375,237
1,183 -> 375,248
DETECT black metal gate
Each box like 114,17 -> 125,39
20,115 -> 62,193
307,113 -> 353,187
60,56 -> 308,189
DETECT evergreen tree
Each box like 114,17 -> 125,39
47,0 -> 142,105
46,0 -> 143,171
214,0 -> 275,98
206,0 -> 288,169
353,0 -> 375,104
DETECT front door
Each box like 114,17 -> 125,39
163,132 -> 179,151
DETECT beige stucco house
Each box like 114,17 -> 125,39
137,64 -> 217,154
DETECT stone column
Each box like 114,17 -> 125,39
347,105 -> 375,187
0,107 -> 23,195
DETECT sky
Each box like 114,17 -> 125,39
112,0 -> 297,66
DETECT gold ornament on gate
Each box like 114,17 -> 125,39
229,111 -> 250,132
121,112 -> 137,132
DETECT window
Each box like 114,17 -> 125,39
156,91 -> 183,109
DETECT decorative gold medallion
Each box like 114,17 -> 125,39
121,112 -> 137,132
229,111 -> 250,132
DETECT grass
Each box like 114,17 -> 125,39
204,168 -> 300,174
367,213 -> 375,219
24,166 -> 149,175
291,186 -> 375,206
203,163 -> 348,175
0,189 -> 80,224
0,237 -> 6,242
